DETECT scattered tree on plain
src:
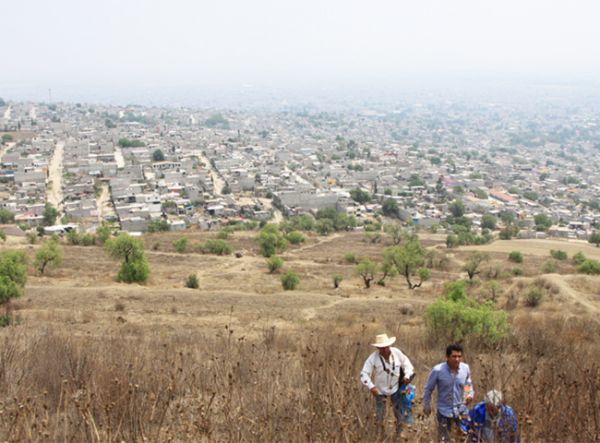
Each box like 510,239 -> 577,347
105,234 -> 149,283
34,239 -> 63,274
0,250 -> 27,305
384,237 -> 429,289
463,251 -> 489,280
589,232 -> 600,247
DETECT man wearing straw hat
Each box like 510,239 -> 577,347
360,333 -> 415,438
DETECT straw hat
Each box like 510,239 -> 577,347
371,333 -> 396,348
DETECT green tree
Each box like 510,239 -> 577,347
499,210 -> 515,225
152,149 -> 165,162
383,224 -> 403,245
147,219 -> 171,233
382,198 -> 399,217
105,234 -> 149,283
449,200 -> 465,218
534,213 -> 553,232
588,231 -> 600,247
222,183 -> 232,194
257,225 -> 288,257
118,138 -> 145,148
355,259 -> 377,289
474,188 -> 488,199
42,204 -> 59,226
1,134 -> 13,145
34,239 -> 63,274
0,209 -> 15,224
408,174 -> 425,187
0,251 -> 27,304
0,230 -> 5,242
480,214 -> 497,230
463,252 -> 489,280
350,188 -> 371,204
384,238 -> 429,289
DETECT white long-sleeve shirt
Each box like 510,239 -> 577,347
360,347 -> 415,396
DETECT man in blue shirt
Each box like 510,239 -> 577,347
466,390 -> 520,442
423,343 -> 474,442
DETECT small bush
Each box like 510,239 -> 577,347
286,231 -> 305,245
542,260 -> 558,273
344,253 -> 357,264
172,237 -> 188,253
525,287 -> 543,307
185,273 -> 199,289
151,242 -> 160,251
25,232 -> 37,244
217,230 -> 230,240
550,249 -> 568,260
424,281 -> 510,345
197,239 -> 232,255
281,271 -> 299,290
80,233 -> 96,246
572,251 -> 586,265
267,255 -> 283,273
577,259 -> 600,275
117,258 -> 150,283
333,275 -> 343,289
508,251 -> 523,263
511,267 -> 524,276
66,230 -> 80,245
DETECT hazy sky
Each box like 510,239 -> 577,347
2,0 -> 600,102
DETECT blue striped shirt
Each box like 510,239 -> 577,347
423,362 -> 474,418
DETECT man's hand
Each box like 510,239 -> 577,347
423,406 -> 431,416
465,397 -> 473,406
370,387 -> 379,397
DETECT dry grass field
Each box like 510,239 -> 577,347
1,230 -> 600,441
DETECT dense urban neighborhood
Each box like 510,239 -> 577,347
2,97 -> 600,242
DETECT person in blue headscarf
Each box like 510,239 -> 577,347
466,389 -> 520,443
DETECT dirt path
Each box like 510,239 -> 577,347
114,144 -> 125,168
47,140 -> 64,220
285,233 -> 344,255
541,274 -> 600,314
0,142 -> 15,162
301,296 -> 348,320
96,183 -> 116,223
198,152 -> 224,195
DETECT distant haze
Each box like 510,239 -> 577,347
2,0 -> 600,106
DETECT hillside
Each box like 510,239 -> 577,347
1,230 -> 599,441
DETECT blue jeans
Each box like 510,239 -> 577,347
437,410 -> 469,442
375,391 -> 403,431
